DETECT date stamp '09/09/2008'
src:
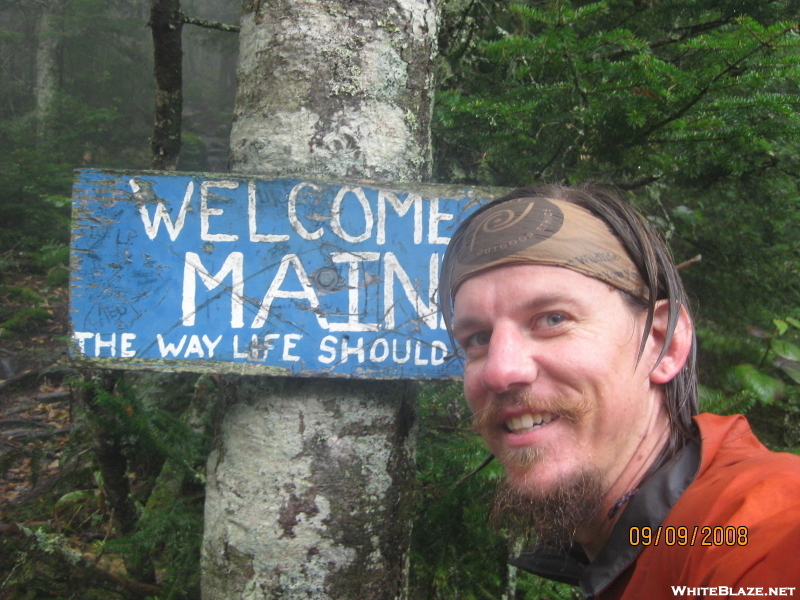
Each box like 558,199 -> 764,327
629,526 -> 749,547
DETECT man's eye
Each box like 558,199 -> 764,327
541,313 -> 567,327
466,331 -> 491,347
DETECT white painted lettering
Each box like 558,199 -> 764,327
369,338 -> 389,362
250,254 -> 330,329
262,334 -> 280,359
329,251 -> 380,332
431,340 -> 447,366
94,333 -> 116,357
135,178 -> 193,241
283,333 -> 302,361
157,334 -> 187,357
248,180 -> 290,243
318,335 -> 337,364
288,182 -> 324,240
233,335 -> 248,359
392,339 -> 411,364
202,334 -> 222,358
377,191 -> 422,245
121,333 -> 136,357
331,187 -> 373,243
182,252 -> 244,328
428,198 -> 454,244
341,336 -> 366,363
382,252 -> 439,330
414,341 -> 429,365
200,180 -> 239,242
242,335 -> 263,361
184,334 -> 205,357
73,331 -> 93,354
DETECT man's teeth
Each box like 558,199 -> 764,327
505,412 -> 555,434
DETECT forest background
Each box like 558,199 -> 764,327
2,0 -> 800,598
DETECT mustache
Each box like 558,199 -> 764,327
470,388 -> 589,434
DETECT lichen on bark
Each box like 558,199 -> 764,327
202,377 -> 417,600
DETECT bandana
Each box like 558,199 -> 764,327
445,197 -> 647,301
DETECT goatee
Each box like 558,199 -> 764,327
489,470 -> 605,551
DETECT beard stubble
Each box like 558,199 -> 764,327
473,387 -> 605,550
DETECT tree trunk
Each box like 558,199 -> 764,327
150,0 -> 184,170
34,0 -> 63,138
203,378 -> 417,599
228,0 -> 436,181
202,1 -> 437,598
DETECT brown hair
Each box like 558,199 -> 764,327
440,183 -> 698,453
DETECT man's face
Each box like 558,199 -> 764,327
452,264 -> 666,501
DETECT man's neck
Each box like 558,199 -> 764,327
576,421 -> 671,561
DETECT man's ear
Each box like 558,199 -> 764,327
647,299 -> 693,385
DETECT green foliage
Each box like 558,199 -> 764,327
697,312 -> 800,453
411,382 -> 508,599
78,374 -> 210,489
0,306 -> 52,335
429,5 -> 800,590
0,286 -> 45,305
436,0 -> 800,188
698,385 -> 757,416
56,373 -> 216,598
0,124 -> 73,254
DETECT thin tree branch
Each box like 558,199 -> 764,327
612,174 -> 662,191
649,16 -> 735,50
182,13 -> 240,33
676,254 -> 702,271
533,138 -> 566,180
2,524 -> 163,599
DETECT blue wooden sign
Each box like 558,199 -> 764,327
70,169 -> 499,379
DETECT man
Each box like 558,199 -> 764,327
439,183 -> 800,599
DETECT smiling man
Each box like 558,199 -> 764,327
439,184 -> 800,599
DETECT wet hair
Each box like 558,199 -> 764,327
440,182 -> 698,454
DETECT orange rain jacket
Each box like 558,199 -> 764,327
512,413 -> 800,599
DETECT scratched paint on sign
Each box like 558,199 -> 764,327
69,169 -> 499,378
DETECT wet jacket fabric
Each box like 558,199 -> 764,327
511,413 -> 800,598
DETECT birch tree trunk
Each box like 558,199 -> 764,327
228,0 -> 436,181
202,1 -> 438,598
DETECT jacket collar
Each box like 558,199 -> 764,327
509,439 -> 700,597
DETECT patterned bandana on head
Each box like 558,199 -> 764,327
443,196 -> 648,309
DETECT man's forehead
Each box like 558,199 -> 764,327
451,262 -> 616,314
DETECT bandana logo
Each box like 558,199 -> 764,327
458,198 -> 564,266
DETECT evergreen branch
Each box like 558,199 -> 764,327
181,13 -> 240,33
632,24 -> 795,145
600,15 -> 736,62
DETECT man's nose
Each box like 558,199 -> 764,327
479,326 -> 537,393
